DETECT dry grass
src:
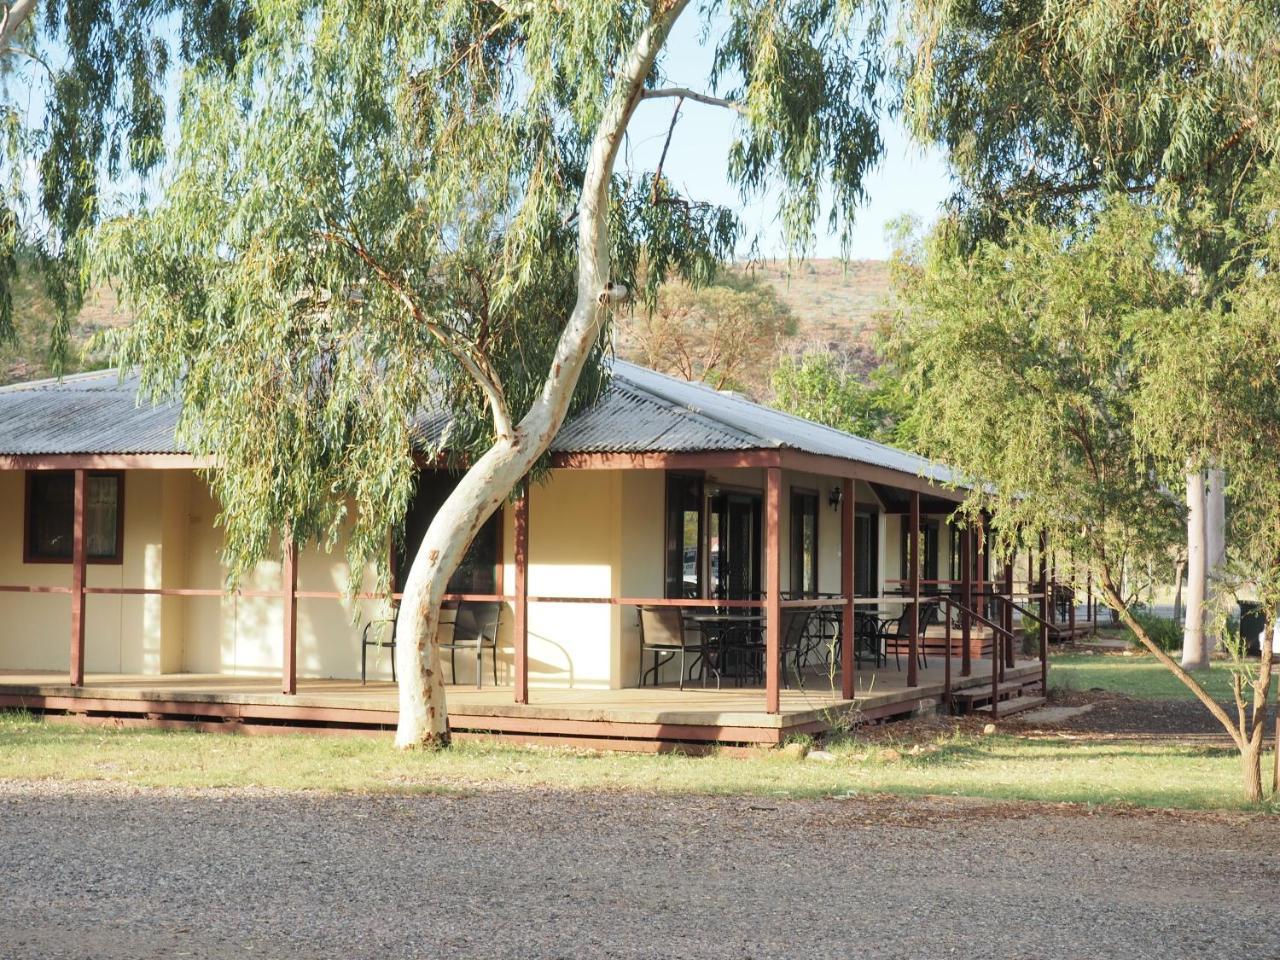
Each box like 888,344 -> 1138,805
0,710 -> 1268,812
746,258 -> 892,373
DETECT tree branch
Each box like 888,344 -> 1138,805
1100,575 -> 1245,749
316,229 -> 515,438
650,96 -> 683,204
640,87 -> 746,114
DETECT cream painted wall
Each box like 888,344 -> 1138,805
617,469 -> 664,687
0,469 -> 189,674
884,514 -> 903,589
522,469 -> 618,689
0,464 -> 944,687
0,470 -> 72,671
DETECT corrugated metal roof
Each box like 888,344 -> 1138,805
610,361 -> 956,484
0,360 -> 954,486
0,369 -> 181,455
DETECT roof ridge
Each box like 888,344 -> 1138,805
0,367 -> 124,393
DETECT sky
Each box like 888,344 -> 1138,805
15,11 -> 955,263
621,14 -> 955,262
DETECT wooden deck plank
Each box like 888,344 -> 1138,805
0,659 -> 1043,742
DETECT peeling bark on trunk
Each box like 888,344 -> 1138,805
1182,470 -> 1208,670
392,3 -> 692,749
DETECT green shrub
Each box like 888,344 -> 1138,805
1124,610 -> 1181,653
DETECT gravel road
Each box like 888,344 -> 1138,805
2,781 -> 1278,960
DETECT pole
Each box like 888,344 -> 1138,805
840,477 -> 855,700
907,491 -> 920,688
961,526 -> 972,678
69,469 -> 87,686
281,536 -> 298,695
765,466 -> 782,713
514,491 -> 529,705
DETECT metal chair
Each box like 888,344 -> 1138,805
439,600 -> 502,689
878,602 -> 935,671
855,611 -> 886,668
637,606 -> 709,690
361,607 -> 398,684
781,608 -> 815,687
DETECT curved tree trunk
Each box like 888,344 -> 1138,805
1182,469 -> 1208,670
0,0 -> 38,51
392,3 -> 692,749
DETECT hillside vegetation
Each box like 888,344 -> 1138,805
0,265 -> 125,386
614,258 -> 893,400
749,258 -> 891,375
3,258 -> 892,394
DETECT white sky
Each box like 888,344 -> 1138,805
623,14 -> 954,261
16,12 -> 954,262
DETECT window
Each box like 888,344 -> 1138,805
665,473 -> 703,599
899,516 -> 940,589
25,471 -> 124,564
854,512 -> 878,598
789,490 -> 818,597
397,471 -> 501,594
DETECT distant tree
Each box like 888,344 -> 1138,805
94,1 -> 892,748
889,200 -> 1279,802
618,270 -> 794,395
770,349 -> 911,448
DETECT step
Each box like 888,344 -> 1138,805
951,681 -> 1034,705
977,695 -> 1046,717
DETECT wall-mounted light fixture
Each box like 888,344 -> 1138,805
828,485 -> 843,511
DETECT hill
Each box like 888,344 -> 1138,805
1,258 -> 894,395
747,258 -> 892,376
0,267 -> 125,386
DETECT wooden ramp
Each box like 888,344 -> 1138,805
0,659 -> 1044,749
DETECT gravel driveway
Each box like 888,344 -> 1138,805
2,781 -> 1278,960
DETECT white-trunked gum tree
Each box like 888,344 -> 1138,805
92,1 -> 891,747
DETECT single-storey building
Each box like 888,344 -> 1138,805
0,360 -> 1061,745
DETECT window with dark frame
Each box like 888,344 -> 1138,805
25,471 -> 124,563
396,471 -> 501,595
664,473 -> 703,599
789,490 -> 818,597
900,516 -> 940,589
854,512 -> 878,598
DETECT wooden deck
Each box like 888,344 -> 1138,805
0,658 -> 1044,749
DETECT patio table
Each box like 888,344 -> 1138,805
689,613 -> 764,686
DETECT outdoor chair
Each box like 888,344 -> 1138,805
439,600 -> 502,689
637,606 -> 710,690
878,602 -> 935,672
780,608 -> 815,687
855,611 -> 886,668
360,605 -> 398,684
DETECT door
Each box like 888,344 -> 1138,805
710,492 -> 762,600
855,511 -> 878,598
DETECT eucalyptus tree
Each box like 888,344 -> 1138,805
0,0 -> 251,361
889,200 -> 1280,802
93,1 -> 891,747
898,0 -> 1280,666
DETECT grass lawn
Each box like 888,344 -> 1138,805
0,711 -> 1266,812
1051,650 -> 1264,701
